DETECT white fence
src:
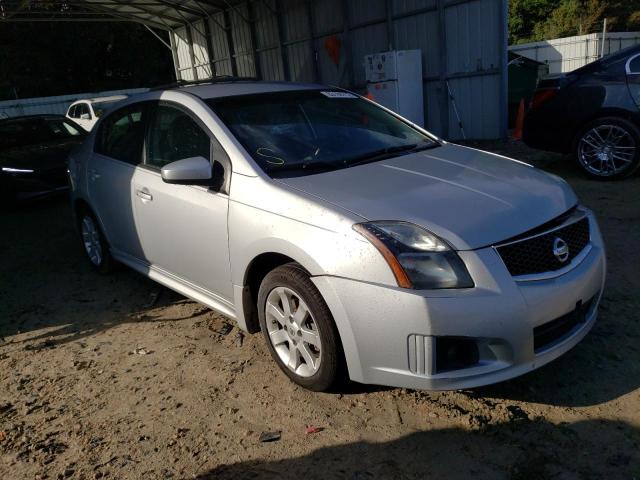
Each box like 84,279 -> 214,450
0,88 -> 149,118
509,31 -> 640,74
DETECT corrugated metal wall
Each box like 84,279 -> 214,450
170,0 -> 507,140
510,31 -> 640,74
0,88 -> 149,118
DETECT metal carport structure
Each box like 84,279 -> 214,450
0,0 -> 508,139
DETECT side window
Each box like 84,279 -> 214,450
95,104 -> 147,165
79,103 -> 91,118
627,54 -> 640,74
68,105 -> 77,118
146,104 -> 210,169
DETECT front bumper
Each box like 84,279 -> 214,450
312,211 -> 606,390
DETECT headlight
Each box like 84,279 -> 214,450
353,221 -> 474,289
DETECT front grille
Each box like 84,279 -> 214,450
533,295 -> 596,352
496,217 -> 590,277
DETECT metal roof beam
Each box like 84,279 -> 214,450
81,2 -> 173,29
152,0 -> 208,19
191,0 -> 227,31
103,0 -> 186,25
221,0 -> 249,24
143,23 -> 171,49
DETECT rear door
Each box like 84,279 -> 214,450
131,102 -> 233,301
626,53 -> 640,109
88,102 -> 150,260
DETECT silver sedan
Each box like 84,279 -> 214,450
68,82 -> 606,391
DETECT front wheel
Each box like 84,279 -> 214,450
576,117 -> 640,179
258,263 -> 343,391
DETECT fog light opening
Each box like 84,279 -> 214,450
435,337 -> 480,373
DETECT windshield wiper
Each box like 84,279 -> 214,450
268,161 -> 343,176
345,142 -> 437,168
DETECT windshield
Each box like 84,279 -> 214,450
208,90 -> 437,176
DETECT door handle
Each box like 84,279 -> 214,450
136,189 -> 153,201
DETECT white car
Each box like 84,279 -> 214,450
65,95 -> 127,131
68,81 -> 606,392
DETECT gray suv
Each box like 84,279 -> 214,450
69,81 -> 606,392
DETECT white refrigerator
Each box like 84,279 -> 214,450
365,50 -> 424,127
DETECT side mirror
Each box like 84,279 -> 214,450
161,156 -> 217,186
80,113 -> 91,120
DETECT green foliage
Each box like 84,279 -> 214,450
509,0 -> 640,44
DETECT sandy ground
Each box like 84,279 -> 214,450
1,140 -> 639,480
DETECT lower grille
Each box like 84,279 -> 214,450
496,217 -> 590,277
533,295 -> 595,352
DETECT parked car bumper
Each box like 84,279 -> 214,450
313,210 -> 606,390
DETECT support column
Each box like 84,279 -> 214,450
185,24 -> 200,81
436,0 -> 449,138
247,1 -> 262,78
274,0 -> 290,81
169,31 -> 182,81
223,8 -> 239,76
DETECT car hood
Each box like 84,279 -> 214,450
275,143 -> 577,250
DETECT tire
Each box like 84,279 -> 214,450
575,116 -> 640,180
77,209 -> 114,274
257,263 -> 343,391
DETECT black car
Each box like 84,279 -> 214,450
0,115 -> 87,201
524,44 -> 640,179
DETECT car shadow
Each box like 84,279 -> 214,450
193,418 -> 638,479
0,195 -> 208,345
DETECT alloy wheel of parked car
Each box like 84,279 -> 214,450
265,286 -> 322,377
577,118 -> 640,179
78,211 -> 113,273
258,263 -> 341,391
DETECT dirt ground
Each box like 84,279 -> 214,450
1,140 -> 639,480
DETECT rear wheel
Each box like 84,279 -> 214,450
78,210 -> 114,274
258,263 -> 342,391
576,117 -> 640,179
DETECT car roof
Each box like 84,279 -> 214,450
71,95 -> 128,106
87,95 -> 128,104
170,81 -> 324,100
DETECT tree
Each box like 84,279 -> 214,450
509,0 -> 640,44
534,0 -> 605,40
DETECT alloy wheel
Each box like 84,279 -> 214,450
578,124 -> 636,177
265,286 -> 322,377
81,216 -> 102,266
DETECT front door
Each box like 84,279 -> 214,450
132,103 -> 233,302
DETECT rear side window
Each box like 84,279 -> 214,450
78,103 -> 91,118
68,105 -> 77,118
95,104 -> 148,165
146,104 -> 210,169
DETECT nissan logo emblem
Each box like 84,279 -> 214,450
553,237 -> 570,263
